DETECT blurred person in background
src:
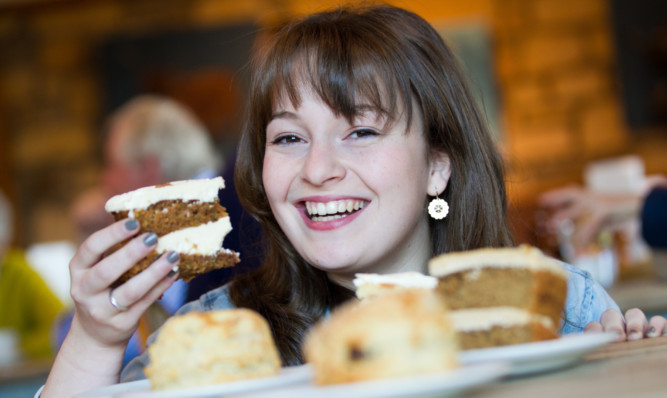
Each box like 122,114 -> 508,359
539,175 -> 667,250
0,189 -> 64,361
70,94 -> 222,241
57,94 -> 232,365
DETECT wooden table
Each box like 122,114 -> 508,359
468,336 -> 667,397
607,278 -> 667,316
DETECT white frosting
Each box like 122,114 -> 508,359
428,245 -> 567,278
156,217 -> 232,256
448,307 -> 554,332
105,177 -> 225,213
353,272 -> 438,289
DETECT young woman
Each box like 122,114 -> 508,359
42,5 -> 666,397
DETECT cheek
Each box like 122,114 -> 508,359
364,146 -> 430,191
262,153 -> 287,202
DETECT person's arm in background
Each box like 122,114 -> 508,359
641,187 -> 667,249
539,175 -> 667,248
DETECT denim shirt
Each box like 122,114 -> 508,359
120,263 -> 619,382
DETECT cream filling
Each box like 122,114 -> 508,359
156,217 -> 232,256
105,177 -> 225,212
353,272 -> 438,290
428,245 -> 568,278
305,199 -> 367,221
448,307 -> 554,332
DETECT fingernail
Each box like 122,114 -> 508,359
143,233 -> 158,246
167,265 -> 179,278
628,330 -> 642,341
167,251 -> 179,263
125,219 -> 138,231
648,327 -> 658,338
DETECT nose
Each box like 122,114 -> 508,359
300,141 -> 346,186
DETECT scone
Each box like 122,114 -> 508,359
303,289 -> 459,385
145,309 -> 281,390
353,272 -> 438,300
105,177 -> 240,285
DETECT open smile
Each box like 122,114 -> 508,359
305,199 -> 368,222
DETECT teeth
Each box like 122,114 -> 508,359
305,199 -> 367,217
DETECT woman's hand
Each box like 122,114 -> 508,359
42,219 -> 180,398
584,308 -> 667,341
68,218 -> 179,348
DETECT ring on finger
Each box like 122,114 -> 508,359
109,289 -> 129,312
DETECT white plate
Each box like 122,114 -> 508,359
227,362 -> 509,398
76,365 -> 313,398
459,332 -> 618,376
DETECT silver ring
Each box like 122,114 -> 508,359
109,289 -> 129,312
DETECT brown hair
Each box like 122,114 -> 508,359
230,4 -> 513,365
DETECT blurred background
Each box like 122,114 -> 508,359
1,0 -> 666,250
0,0 -> 665,394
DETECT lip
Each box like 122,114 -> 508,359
296,196 -> 369,231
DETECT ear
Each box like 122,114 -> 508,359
427,151 -> 451,196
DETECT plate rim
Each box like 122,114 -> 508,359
228,361 -> 510,398
76,364 -> 313,398
458,331 -> 618,374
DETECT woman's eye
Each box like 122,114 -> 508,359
271,134 -> 303,145
349,128 -> 379,139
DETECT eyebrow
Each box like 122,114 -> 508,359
269,111 -> 298,121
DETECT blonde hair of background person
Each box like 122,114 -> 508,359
0,190 -> 64,360
104,95 -> 220,185
71,95 -> 221,241
40,5 -> 666,397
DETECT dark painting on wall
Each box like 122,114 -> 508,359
611,0 -> 667,130
97,23 -> 258,154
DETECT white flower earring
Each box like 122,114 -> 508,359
428,191 -> 449,220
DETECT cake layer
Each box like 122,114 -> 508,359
115,247 -> 239,285
434,267 -> 566,327
450,308 -> 557,350
110,200 -> 228,238
449,307 -> 554,331
105,177 -> 224,215
353,272 -> 437,300
429,245 -> 567,279
145,309 -> 281,390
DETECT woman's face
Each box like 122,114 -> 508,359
263,87 -> 449,279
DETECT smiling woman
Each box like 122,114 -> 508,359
39,4 -> 665,397
229,4 -> 514,365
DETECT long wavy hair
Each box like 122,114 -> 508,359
230,4 -> 514,365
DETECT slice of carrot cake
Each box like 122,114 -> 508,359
105,176 -> 240,284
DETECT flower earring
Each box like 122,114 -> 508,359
428,191 -> 449,220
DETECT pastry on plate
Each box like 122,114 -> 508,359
303,289 -> 459,385
145,309 -> 281,390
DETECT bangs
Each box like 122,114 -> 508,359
261,11 -> 415,128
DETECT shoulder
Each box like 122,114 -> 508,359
177,283 -> 236,314
557,261 -> 619,333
